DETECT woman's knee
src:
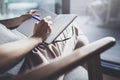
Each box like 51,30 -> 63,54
74,35 -> 89,49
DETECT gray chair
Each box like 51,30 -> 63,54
13,37 -> 115,80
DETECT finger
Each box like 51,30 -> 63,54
27,10 -> 35,14
47,25 -> 52,32
38,19 -> 45,26
33,22 -> 39,33
48,21 -> 52,25
43,16 -> 52,22
33,13 -> 40,17
27,10 -> 40,17
46,16 -> 52,20
47,23 -> 52,34
39,19 -> 51,34
28,10 -> 36,14
39,18 -> 52,31
47,21 -> 52,30
48,25 -> 52,34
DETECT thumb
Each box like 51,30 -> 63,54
33,22 -> 38,34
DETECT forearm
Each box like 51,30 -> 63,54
0,37 -> 42,72
0,16 -> 24,29
0,15 -> 52,73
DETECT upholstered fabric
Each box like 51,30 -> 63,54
0,24 -> 20,44
64,66 -> 88,80
0,24 -> 25,78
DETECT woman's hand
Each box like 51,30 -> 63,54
0,10 -> 40,29
32,16 -> 52,42
20,10 -> 40,22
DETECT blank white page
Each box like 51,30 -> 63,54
45,14 -> 77,44
17,14 -> 77,44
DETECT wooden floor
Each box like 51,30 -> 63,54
103,74 -> 120,80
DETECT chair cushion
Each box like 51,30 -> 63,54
0,24 -> 25,76
64,66 -> 88,80
0,24 -> 20,44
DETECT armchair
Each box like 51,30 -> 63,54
13,37 -> 115,80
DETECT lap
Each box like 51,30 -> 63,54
17,25 -> 88,79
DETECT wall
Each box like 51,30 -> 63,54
70,0 -> 93,16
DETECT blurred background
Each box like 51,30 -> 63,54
0,0 -> 60,18
1,0 -> 120,27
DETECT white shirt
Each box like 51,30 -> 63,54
0,24 -> 25,75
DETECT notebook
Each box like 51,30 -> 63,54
17,14 -> 77,44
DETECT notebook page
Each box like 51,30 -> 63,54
17,14 -> 77,44
45,14 -> 77,44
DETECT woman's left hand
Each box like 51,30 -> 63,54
20,10 -> 40,22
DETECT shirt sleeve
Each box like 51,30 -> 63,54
0,24 -> 25,75
0,24 -> 24,44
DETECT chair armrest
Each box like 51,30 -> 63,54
13,37 -> 115,80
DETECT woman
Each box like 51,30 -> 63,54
0,10 -> 52,78
0,10 -> 88,80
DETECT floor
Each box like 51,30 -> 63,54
103,74 -> 120,80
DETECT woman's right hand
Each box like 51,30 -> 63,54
32,16 -> 52,42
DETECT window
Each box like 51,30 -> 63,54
0,0 -> 62,19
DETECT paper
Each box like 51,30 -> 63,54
45,14 -> 77,44
17,14 -> 77,44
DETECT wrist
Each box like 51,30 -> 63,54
19,16 -> 26,22
30,36 -> 43,44
20,14 -> 31,22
